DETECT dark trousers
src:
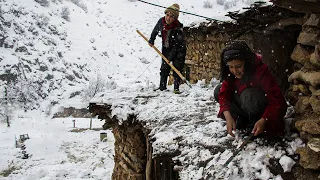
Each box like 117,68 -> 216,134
214,84 -> 268,130
159,48 -> 185,90
160,48 -> 184,78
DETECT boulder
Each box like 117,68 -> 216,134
295,96 -> 311,114
308,138 -> 320,153
298,27 -> 320,46
296,146 -> 320,170
295,118 -> 320,135
288,70 -> 320,88
291,44 -> 313,64
304,14 -> 320,28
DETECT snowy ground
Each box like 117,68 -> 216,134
0,111 -> 114,180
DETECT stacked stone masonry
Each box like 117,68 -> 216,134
184,28 -> 229,84
287,14 -> 320,171
112,122 -> 147,180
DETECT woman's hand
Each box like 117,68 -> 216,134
252,118 -> 267,136
223,111 -> 236,137
226,118 -> 236,137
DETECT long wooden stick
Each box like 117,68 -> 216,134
223,133 -> 254,167
136,30 -> 192,88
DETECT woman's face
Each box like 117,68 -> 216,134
227,59 -> 245,79
165,12 -> 175,24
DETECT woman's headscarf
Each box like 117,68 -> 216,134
220,40 -> 255,84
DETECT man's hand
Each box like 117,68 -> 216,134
252,118 -> 267,136
148,43 -> 154,47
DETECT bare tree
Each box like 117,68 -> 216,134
81,74 -> 117,102
203,1 -> 213,8
0,81 -> 14,127
61,7 -> 70,21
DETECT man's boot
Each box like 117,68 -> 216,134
173,77 -> 180,94
159,75 -> 168,91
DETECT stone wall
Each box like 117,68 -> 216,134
184,26 -> 230,84
286,13 -> 320,171
112,121 -> 148,180
184,23 -> 298,91
53,107 -> 91,118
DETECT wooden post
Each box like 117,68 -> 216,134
100,132 -> 107,142
146,136 -> 152,180
72,119 -> 75,128
89,117 -> 92,130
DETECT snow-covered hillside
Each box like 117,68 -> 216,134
0,0 -> 271,113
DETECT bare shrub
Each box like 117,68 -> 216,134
0,5 -> 3,17
35,0 -> 50,7
203,1 -> 213,8
224,0 -> 237,10
81,75 -> 117,102
36,14 -> 50,28
51,0 -> 62,3
61,7 -> 70,21
216,0 -> 225,6
70,0 -> 88,13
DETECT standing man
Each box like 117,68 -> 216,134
148,3 -> 186,94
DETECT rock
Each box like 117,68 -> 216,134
300,131 -> 314,142
288,70 -> 320,88
296,146 -> 320,170
310,44 -> 320,68
308,138 -> 320,153
295,118 -> 320,135
290,44 -> 313,64
304,14 -> 320,28
295,96 -> 311,114
298,27 -> 320,46
309,86 -> 320,96
309,96 -> 320,113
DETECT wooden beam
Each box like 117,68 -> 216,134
266,17 -> 305,30
272,0 -> 320,14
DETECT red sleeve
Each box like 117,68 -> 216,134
256,64 -> 287,123
217,80 -> 235,118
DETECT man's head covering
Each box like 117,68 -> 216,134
165,4 -> 180,19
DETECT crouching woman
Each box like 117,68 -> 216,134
214,40 -> 287,137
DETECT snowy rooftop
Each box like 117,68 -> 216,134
90,81 -> 304,179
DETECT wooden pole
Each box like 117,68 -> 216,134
136,30 -> 192,88
146,136 -> 152,180
89,117 -> 92,130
